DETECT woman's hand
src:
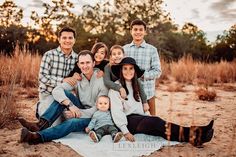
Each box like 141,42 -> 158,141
124,133 -> 135,142
119,87 -> 127,99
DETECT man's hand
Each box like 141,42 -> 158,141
68,105 -> 81,118
72,72 -> 82,81
63,77 -> 77,86
124,132 -> 135,142
143,103 -> 150,112
96,70 -> 104,78
119,87 -> 127,99
85,127 -> 90,133
63,110 -> 74,119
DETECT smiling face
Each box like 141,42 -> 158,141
94,47 -> 106,64
110,48 -> 124,64
122,64 -> 135,82
78,54 -> 95,77
58,31 -> 75,54
96,96 -> 110,112
130,25 -> 146,43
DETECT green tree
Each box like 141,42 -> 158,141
30,0 -> 76,42
0,0 -> 23,27
80,0 -> 172,46
213,24 -> 236,61
155,23 -> 211,61
0,0 -> 26,54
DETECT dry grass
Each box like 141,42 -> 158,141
169,56 -> 198,84
159,56 -> 236,86
0,45 -> 41,128
0,44 -> 41,88
166,84 -> 186,92
195,88 -> 217,101
0,80 -> 18,128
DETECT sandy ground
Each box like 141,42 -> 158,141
0,83 -> 236,157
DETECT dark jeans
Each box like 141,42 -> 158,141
94,125 -> 119,140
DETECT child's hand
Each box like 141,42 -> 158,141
73,72 -> 82,81
119,87 -> 127,99
85,127 -> 90,133
143,103 -> 150,112
96,70 -> 104,78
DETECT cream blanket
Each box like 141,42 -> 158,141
55,133 -> 179,157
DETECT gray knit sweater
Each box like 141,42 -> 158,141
52,71 -> 108,118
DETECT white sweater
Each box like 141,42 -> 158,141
108,81 -> 145,134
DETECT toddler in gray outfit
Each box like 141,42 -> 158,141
85,95 -> 123,143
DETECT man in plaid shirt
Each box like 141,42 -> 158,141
123,19 -> 161,116
37,27 -> 78,124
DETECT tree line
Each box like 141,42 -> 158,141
0,0 -> 235,62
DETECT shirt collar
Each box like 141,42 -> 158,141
56,46 -> 77,59
130,40 -> 146,48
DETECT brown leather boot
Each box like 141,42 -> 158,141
189,120 -> 214,147
20,127 -> 42,144
18,117 -> 49,132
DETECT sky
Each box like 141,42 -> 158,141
1,0 -> 236,41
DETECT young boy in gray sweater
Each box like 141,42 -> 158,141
85,95 -> 123,143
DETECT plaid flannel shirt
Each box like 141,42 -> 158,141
123,40 -> 161,99
38,46 -> 78,95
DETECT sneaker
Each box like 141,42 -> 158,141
113,132 -> 123,143
89,131 -> 99,143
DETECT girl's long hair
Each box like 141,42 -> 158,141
119,68 -> 141,102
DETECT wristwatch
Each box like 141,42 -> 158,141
66,102 -> 74,109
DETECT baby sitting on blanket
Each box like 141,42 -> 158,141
85,95 -> 123,143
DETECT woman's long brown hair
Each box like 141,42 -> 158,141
119,67 -> 141,102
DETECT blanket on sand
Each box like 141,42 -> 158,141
54,133 -> 179,157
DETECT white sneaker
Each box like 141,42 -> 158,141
89,131 -> 99,143
113,132 -> 123,143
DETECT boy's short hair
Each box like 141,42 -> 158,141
109,45 -> 124,56
130,19 -> 147,30
78,50 -> 94,62
58,26 -> 76,38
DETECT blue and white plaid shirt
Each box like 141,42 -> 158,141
38,46 -> 78,95
123,40 -> 161,99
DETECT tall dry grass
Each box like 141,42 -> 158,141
159,56 -> 236,85
0,45 -> 41,128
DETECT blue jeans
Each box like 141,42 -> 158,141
40,90 -> 84,125
39,118 -> 90,142
37,90 -> 90,142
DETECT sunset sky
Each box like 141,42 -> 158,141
1,0 -> 236,41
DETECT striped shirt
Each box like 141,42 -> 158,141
123,40 -> 161,99
38,46 -> 78,95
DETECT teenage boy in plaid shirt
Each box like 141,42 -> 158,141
36,27 -> 79,124
123,19 -> 162,116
